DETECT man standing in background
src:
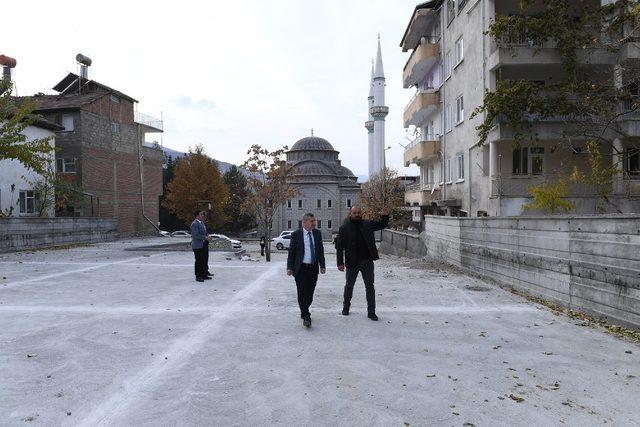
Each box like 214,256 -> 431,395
337,205 -> 389,321
191,210 -> 212,282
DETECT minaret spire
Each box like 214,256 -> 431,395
374,36 -> 384,79
369,35 -> 388,176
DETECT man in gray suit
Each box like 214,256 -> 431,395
191,210 -> 212,282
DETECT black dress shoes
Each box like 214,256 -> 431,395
206,272 -> 213,278
196,277 -> 205,282
303,318 -> 311,328
368,313 -> 379,321
341,307 -> 349,316
203,276 -> 212,280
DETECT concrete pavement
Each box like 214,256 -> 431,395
0,238 -> 638,426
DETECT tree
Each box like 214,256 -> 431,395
359,168 -> 407,226
0,79 -> 54,174
223,165 -> 255,233
162,145 -> 229,229
241,144 -> 296,262
159,155 -> 184,231
524,177 -> 575,214
471,0 -> 640,212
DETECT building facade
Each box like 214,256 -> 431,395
19,71 -> 164,235
273,134 -> 361,240
400,0 -> 640,220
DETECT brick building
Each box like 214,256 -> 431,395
18,73 -> 164,235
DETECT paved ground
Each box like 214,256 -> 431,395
0,238 -> 639,426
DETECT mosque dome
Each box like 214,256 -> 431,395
290,136 -> 335,152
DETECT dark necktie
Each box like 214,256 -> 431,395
308,231 -> 316,264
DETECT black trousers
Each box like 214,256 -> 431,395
193,247 -> 207,278
260,244 -> 265,256
294,263 -> 319,319
343,259 -> 376,315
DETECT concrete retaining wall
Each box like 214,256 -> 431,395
422,215 -> 640,329
0,218 -> 117,252
380,230 -> 427,258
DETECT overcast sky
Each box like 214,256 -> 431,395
6,0 -> 421,178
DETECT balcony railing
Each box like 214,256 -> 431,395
491,176 -> 608,197
404,134 -> 440,151
403,90 -> 439,127
405,184 -> 441,206
134,111 -> 163,132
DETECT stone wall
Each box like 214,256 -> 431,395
0,218 -> 117,253
422,215 -> 640,328
379,230 -> 427,258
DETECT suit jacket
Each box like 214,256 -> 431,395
190,219 -> 208,249
287,228 -> 326,275
336,215 -> 389,268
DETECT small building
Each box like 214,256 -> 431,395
17,68 -> 164,235
0,118 -> 62,217
273,134 -> 361,240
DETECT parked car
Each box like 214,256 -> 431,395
209,233 -> 242,249
278,230 -> 295,238
158,230 -> 171,237
170,230 -> 191,237
272,234 -> 292,250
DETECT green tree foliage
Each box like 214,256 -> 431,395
524,178 -> 574,214
0,79 -> 54,174
222,165 -> 255,233
162,145 -> 229,229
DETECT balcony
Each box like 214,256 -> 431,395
403,90 -> 439,128
403,136 -> 440,166
619,39 -> 640,63
488,34 -> 617,71
405,183 -> 441,206
135,111 -> 163,133
403,37 -> 440,89
491,176 -> 605,197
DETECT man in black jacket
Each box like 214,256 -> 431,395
336,205 -> 389,321
287,213 -> 326,328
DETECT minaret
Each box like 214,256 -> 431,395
370,36 -> 388,176
365,62 -> 375,177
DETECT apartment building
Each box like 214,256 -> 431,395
401,0 -> 640,219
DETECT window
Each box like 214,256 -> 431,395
458,0 -> 467,11
455,37 -> 464,65
317,220 -> 322,229
445,51 -> 452,79
513,147 -> 544,175
317,199 -> 321,209
455,95 -> 464,124
328,220 -> 332,229
111,122 -> 120,134
297,199 -> 303,209
446,0 -> 455,25
347,199 -> 352,208
445,104 -> 452,132
626,148 -> 640,175
19,190 -> 38,214
446,158 -> 452,182
61,114 -> 74,131
110,94 -> 120,103
287,220 -> 292,229
287,200 -> 292,209
56,157 -> 76,173
298,220 -> 302,229
457,154 -> 465,180
327,199 -> 332,208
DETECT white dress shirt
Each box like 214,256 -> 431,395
302,229 -> 315,264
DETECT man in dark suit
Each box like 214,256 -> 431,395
287,213 -> 326,328
191,210 -> 212,282
337,205 -> 389,321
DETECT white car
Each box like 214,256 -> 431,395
170,230 -> 191,237
158,230 -> 171,237
209,233 -> 242,249
272,234 -> 292,250
278,230 -> 295,238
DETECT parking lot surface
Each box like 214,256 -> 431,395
0,238 -> 638,426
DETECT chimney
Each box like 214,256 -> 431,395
0,54 -> 17,82
76,53 -> 92,80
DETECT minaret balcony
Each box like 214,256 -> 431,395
364,120 -> 374,131
369,106 -> 389,118
403,91 -> 439,128
403,39 -> 440,89
403,135 -> 440,167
